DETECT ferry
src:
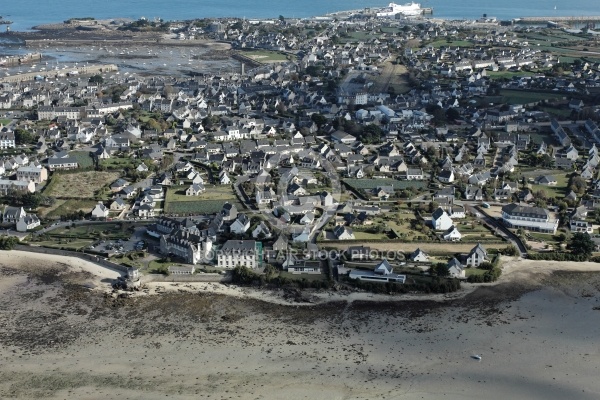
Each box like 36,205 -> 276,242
376,2 -> 424,17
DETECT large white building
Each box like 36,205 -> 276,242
217,240 -> 262,269
501,203 -> 558,234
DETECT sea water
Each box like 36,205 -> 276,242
1,0 -> 599,32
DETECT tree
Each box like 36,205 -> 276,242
14,128 -> 36,145
88,74 -> 104,84
310,113 -> 328,129
567,232 -> 595,259
0,235 -> 19,250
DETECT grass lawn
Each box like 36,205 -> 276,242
44,171 -> 121,199
0,118 -> 11,125
45,199 -> 99,218
465,268 -> 487,277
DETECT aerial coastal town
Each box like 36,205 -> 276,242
1,4 -> 600,294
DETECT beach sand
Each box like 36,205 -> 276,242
1,251 -> 600,399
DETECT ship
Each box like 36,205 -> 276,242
376,2 -> 424,17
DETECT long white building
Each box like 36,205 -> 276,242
501,203 -> 558,234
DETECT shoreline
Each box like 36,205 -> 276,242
4,249 -> 600,306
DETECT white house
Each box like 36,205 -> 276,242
446,258 -> 465,278
91,202 -> 109,219
432,207 -> 453,230
409,248 -> 429,262
16,214 -> 41,232
442,225 -> 462,241
230,214 -> 250,234
185,183 -> 205,196
219,171 -> 231,185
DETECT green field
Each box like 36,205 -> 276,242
165,185 -> 235,202
498,89 -> 563,105
164,199 -> 242,215
428,39 -> 474,48
70,151 -> 95,169
100,157 -> 136,169
530,173 -> 569,199
48,222 -> 132,240
343,178 -> 427,191
239,49 -> 289,63
0,118 -> 11,126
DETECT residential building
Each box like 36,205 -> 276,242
432,207 -> 453,230
464,243 -> 488,267
501,203 -> 558,234
217,240 -> 262,269
3,206 -> 26,224
16,166 -> 48,183
16,214 -> 41,232
0,131 -> 15,149
91,202 -> 109,219
0,179 -> 35,195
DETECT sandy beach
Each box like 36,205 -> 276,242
1,250 -> 600,399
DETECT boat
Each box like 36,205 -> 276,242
472,355 -> 482,360
376,2 -> 424,17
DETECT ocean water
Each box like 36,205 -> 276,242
1,0 -> 599,32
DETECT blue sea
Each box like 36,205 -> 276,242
1,0 -> 599,31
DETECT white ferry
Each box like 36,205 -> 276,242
376,2 -> 423,17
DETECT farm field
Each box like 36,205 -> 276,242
44,171 -> 121,199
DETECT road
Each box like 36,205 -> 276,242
468,204 -> 527,256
